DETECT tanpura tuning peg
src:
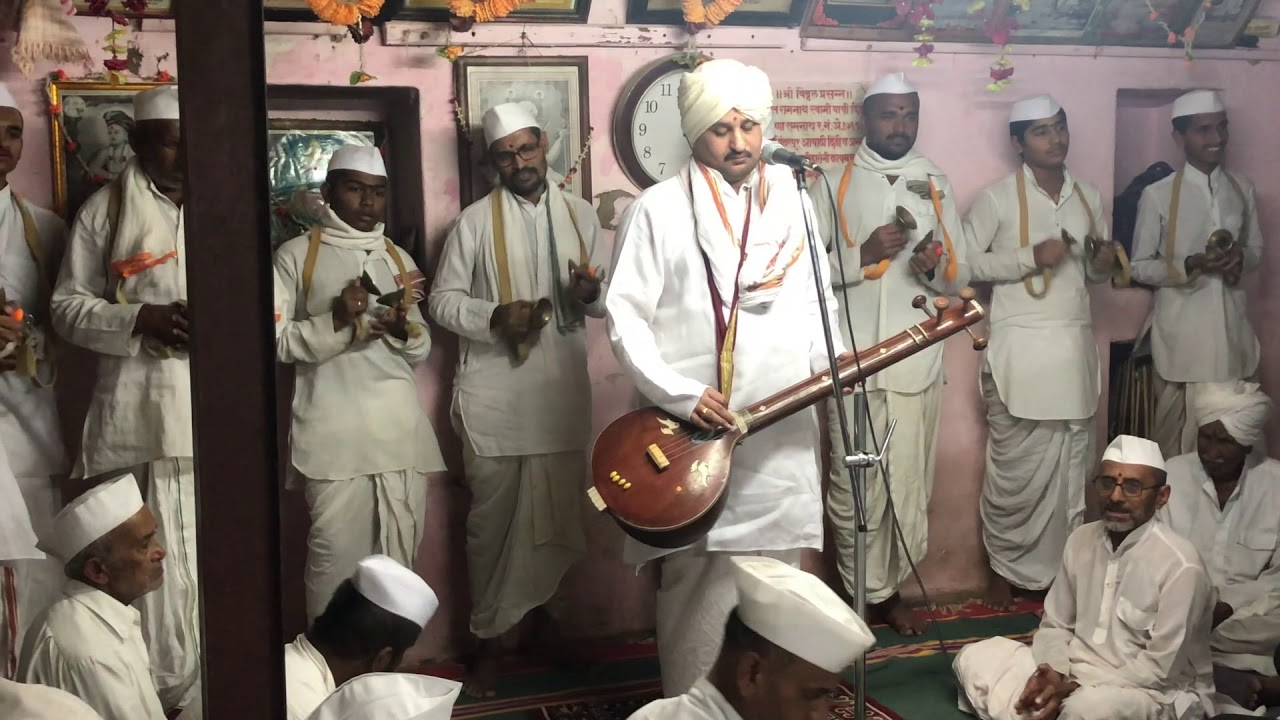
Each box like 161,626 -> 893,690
969,332 -> 989,351
911,295 -> 928,310
932,296 -> 950,320
958,287 -> 976,303
951,287 -> 988,349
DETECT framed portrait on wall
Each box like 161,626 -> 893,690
72,0 -> 173,17
454,56 -> 591,209
399,0 -> 591,22
266,120 -> 385,250
628,0 -> 804,27
48,80 -> 172,220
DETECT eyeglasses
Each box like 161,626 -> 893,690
1093,476 -> 1163,498
492,143 -> 541,168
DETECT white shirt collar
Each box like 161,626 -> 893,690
1020,163 -> 1075,203
699,162 -> 761,202
1182,161 -> 1224,188
296,633 -> 336,686
690,678 -> 745,720
64,580 -> 141,641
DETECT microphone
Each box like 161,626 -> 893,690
761,141 -> 820,173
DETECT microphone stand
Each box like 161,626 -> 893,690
793,165 -> 888,720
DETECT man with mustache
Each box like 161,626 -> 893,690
18,475 -> 170,720
809,71 -> 968,636
954,435 -> 1217,720
963,94 -> 1121,611
50,85 -> 201,714
1131,89 -> 1262,460
0,82 -> 70,681
1156,382 -> 1280,714
429,102 -> 607,697
274,146 -> 443,624
607,58 -> 848,696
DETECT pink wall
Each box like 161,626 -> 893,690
5,7 -> 1279,660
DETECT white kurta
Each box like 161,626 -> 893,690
963,166 -> 1106,591
18,581 -> 165,720
809,156 -> 967,603
1157,453 -> 1280,675
0,676 -> 105,719
284,634 -> 335,720
628,677 -> 743,720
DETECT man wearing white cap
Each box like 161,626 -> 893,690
1131,89 -> 1262,460
306,672 -> 461,720
285,554 -> 440,720
18,475 -> 168,720
627,556 -> 875,720
963,94 -> 1120,610
808,70 -> 968,636
49,83 -> 200,711
274,145 -> 443,622
0,81 -> 70,680
1157,381 -> 1280,712
607,58 -> 848,696
954,435 -> 1216,720
429,101 -> 607,696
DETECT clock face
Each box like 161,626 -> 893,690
612,58 -> 696,190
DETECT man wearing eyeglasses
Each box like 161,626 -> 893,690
953,435 -> 1217,720
428,102 -> 607,698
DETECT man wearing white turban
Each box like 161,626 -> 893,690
1131,89 -> 1262,460
606,57 -> 849,696
955,435 -> 1217,720
429,101 -> 607,697
808,71 -> 969,636
963,94 -> 1122,610
1157,381 -> 1280,712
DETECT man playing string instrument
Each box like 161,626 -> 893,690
428,102 -> 607,697
963,94 -> 1120,610
808,71 -> 969,636
1131,89 -> 1262,460
606,57 -> 850,696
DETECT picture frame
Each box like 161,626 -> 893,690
266,119 -> 386,250
453,56 -> 592,209
262,0 -> 316,21
627,0 -> 805,28
399,0 -> 592,22
72,0 -> 173,18
48,80 -> 172,220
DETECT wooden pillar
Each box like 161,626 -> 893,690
173,1 -> 285,717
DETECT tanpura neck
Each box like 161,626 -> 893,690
1030,165 -> 1066,201
1187,158 -> 1219,176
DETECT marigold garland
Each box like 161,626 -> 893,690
683,0 -> 744,29
307,0 -> 383,27
449,0 -> 529,23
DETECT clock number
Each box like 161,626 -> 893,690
643,100 -> 658,114
660,83 -> 673,97
638,122 -> 647,136
643,146 -> 652,159
659,162 -> 667,174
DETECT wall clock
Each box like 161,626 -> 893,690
611,55 -> 698,190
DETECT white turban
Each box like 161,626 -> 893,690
1190,381 -> 1271,447
677,59 -> 773,145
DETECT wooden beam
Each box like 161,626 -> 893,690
173,1 -> 285,718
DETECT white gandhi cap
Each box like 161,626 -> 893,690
1101,435 -> 1166,472
732,556 -> 875,673
482,102 -> 540,147
327,145 -> 387,178
306,672 -> 461,720
864,72 -> 917,99
1009,94 -> 1061,123
38,475 -> 145,562
134,85 -> 180,121
0,83 -> 17,111
353,554 -> 439,628
1172,89 -> 1225,120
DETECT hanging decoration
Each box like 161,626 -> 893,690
307,0 -> 383,43
448,0 -> 531,29
81,0 -> 150,25
559,132 -> 592,190
102,25 -> 130,83
683,0 -> 745,32
436,45 -> 465,62
967,0 -> 1019,92
1145,0 -> 1211,61
894,0 -> 941,66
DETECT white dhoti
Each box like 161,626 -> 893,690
302,469 -> 427,623
827,380 -> 941,604
955,637 -> 1174,720
980,372 -> 1092,591
463,444 -> 586,640
656,548 -> 802,697
0,475 -> 64,680
129,459 -> 201,711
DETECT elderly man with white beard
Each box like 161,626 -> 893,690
953,435 -> 1216,720
606,58 -> 850,696
1157,381 -> 1280,714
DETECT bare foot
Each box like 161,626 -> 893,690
875,594 -> 926,636
463,639 -> 501,698
983,570 -> 1015,612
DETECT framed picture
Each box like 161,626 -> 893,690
48,80 -> 171,220
72,0 -> 173,17
453,56 -> 591,209
399,0 -> 591,22
628,0 -> 805,27
263,0 -> 315,21
266,120 -> 385,250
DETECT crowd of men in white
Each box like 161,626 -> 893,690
0,49 -> 1273,720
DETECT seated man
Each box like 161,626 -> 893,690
18,475 -> 168,720
954,435 -> 1216,720
285,554 -> 440,720
1157,381 -> 1280,714
627,556 -> 875,720
307,672 -> 461,720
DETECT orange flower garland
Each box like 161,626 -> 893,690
307,0 -> 383,26
682,0 -> 743,28
449,0 -> 529,23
